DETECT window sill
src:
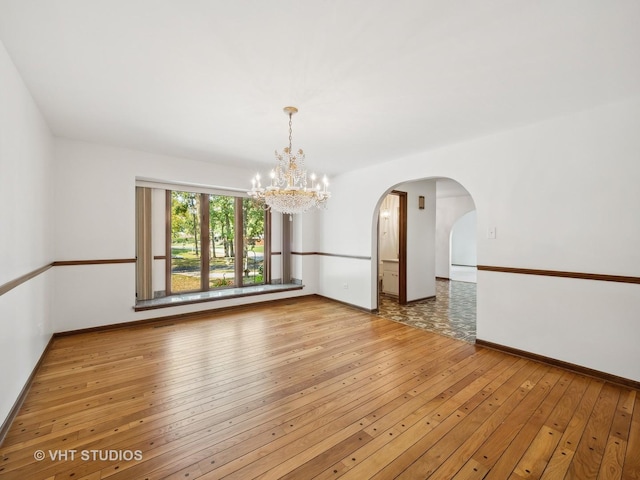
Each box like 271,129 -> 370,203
134,283 -> 304,311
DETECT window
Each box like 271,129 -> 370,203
170,191 -> 203,292
135,181 -> 275,305
242,198 -> 266,285
167,190 -> 267,295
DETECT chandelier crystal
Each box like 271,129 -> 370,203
248,106 -> 330,215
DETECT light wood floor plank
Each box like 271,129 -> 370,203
369,361 -> 548,479
622,389 -> 640,479
597,389 -> 636,480
540,378 -> 604,480
567,383 -> 621,479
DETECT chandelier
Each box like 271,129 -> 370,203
248,106 -> 330,215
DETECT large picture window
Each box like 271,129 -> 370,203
167,190 -> 267,295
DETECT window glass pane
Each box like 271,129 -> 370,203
243,198 -> 265,285
170,191 -> 202,292
209,195 -> 236,288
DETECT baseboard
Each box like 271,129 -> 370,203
0,334 -> 55,447
314,294 -> 378,314
475,339 -> 640,391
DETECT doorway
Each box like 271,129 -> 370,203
378,190 -> 407,304
375,177 -> 477,342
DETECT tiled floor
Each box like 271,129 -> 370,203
377,278 -> 477,342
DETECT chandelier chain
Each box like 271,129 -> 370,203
288,113 -> 293,152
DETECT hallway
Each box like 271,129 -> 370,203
378,278 -> 476,342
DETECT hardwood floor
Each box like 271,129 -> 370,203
1,296 -> 638,479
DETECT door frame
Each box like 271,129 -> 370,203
377,190 -> 407,305
393,190 -> 408,305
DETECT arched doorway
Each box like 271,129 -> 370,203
375,177 -> 477,342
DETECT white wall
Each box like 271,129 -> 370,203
0,40 -> 54,426
435,192 -> 475,278
52,139 -> 315,332
318,97 -> 640,381
291,208 -> 319,291
398,180 -> 437,302
451,210 -> 477,266
477,272 -> 640,381
316,168 -> 378,306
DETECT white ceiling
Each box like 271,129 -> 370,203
1,0 -> 639,176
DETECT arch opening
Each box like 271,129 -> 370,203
373,177 -> 478,342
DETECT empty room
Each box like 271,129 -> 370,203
1,1 -> 639,478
